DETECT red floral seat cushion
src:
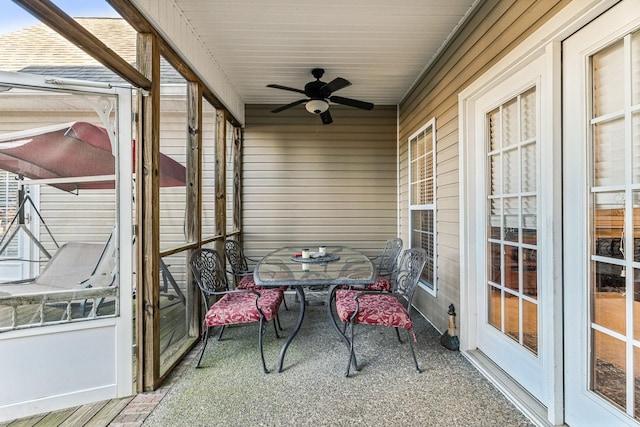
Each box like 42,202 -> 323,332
204,288 -> 283,327
335,290 -> 414,335
366,275 -> 392,292
236,274 -> 258,289
236,274 -> 288,292
341,276 -> 391,292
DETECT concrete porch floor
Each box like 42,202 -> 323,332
2,293 -> 535,426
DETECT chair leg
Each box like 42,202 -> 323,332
195,326 -> 210,368
258,318 -> 269,373
216,325 -> 226,341
395,327 -> 403,343
345,321 -> 359,377
273,318 -> 281,338
282,295 -> 289,311
407,329 -> 420,372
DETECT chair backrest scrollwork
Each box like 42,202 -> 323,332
393,248 -> 428,307
378,238 -> 403,277
189,249 -> 229,303
224,239 -> 249,274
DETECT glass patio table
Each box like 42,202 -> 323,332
254,246 -> 376,372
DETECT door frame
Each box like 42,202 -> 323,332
458,1 -> 617,424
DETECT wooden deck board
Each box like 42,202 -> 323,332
57,401 -> 110,427
3,413 -> 45,427
32,408 -> 77,426
84,397 -> 133,427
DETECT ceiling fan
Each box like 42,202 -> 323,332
267,68 -> 374,125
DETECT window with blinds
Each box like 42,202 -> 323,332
486,86 -> 539,355
409,118 -> 436,293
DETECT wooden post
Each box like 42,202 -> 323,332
186,82 -> 201,337
215,110 -> 226,254
136,32 -> 161,392
232,127 -> 242,233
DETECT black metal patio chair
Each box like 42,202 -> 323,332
333,247 -> 427,376
189,248 -> 284,373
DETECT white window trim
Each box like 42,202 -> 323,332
408,117 -> 437,296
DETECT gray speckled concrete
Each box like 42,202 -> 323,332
142,294 -> 534,427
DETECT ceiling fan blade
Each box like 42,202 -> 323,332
271,99 -> 308,113
267,84 -> 306,95
320,110 -> 333,125
329,95 -> 374,111
321,77 -> 351,97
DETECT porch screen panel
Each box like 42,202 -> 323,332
158,58 -> 190,376
590,29 -> 640,419
201,100 -> 216,239
486,86 -> 539,355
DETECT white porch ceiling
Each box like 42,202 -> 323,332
169,0 -> 478,107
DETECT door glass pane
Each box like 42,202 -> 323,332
521,143 -> 537,192
504,293 -> 520,342
488,108 -> 501,151
503,149 -> 519,194
485,88 -> 538,356
502,98 -> 518,147
488,284 -> 501,329
504,244 -> 519,292
489,241 -> 501,285
593,329 -> 626,411
504,197 -> 519,241
522,196 -> 537,245
523,248 -> 537,299
490,153 -> 501,197
593,261 -> 626,335
594,118 -> 625,187
521,87 -> 537,141
593,40 -> 624,117
523,298 -> 538,353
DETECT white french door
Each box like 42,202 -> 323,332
563,1 -> 640,425
472,56 -> 547,403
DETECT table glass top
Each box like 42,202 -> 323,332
254,246 -> 376,286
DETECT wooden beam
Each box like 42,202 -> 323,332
14,0 -> 151,90
136,32 -> 161,392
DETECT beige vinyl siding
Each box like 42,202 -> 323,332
399,0 -> 570,331
243,104 -> 397,258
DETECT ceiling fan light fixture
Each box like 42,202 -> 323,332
305,99 -> 329,114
